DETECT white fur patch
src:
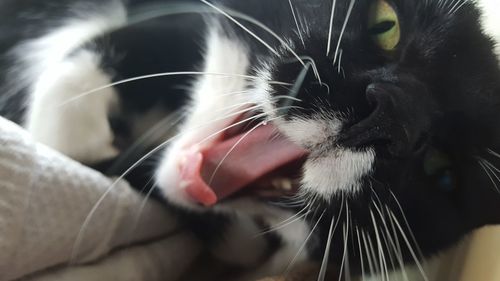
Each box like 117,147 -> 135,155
281,117 -> 375,197
14,1 -> 127,164
302,148 -> 376,197
26,50 -> 119,163
477,0 -> 500,59
279,117 -> 342,148
10,1 -> 126,101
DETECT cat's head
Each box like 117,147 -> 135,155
155,0 -> 500,270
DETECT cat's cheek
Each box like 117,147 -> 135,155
301,148 -> 376,198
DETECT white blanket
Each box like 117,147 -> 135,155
0,117 -> 201,281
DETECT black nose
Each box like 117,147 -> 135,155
339,83 -> 432,156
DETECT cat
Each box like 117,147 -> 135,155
1,0 -> 500,280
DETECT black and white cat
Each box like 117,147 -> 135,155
1,0 -> 499,280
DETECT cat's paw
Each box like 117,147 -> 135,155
26,50 -> 120,164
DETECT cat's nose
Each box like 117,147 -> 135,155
339,83 -> 431,156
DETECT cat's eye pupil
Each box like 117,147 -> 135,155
369,21 -> 396,35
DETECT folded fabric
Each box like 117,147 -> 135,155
24,233 -> 200,281
0,117 -> 200,281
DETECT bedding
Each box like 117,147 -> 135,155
1,100 -> 500,281
0,117 -> 200,281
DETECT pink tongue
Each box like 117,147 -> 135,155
181,125 -> 306,206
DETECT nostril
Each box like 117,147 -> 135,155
357,83 -> 396,126
365,83 -> 395,110
339,83 -> 409,155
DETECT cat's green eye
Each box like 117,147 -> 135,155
368,0 -> 401,51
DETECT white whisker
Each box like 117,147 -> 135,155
317,215 -> 335,281
318,196 -> 345,281
487,148 -> 500,159
326,0 -> 337,55
337,48 -> 343,73
273,95 -> 303,103
449,0 -> 467,15
388,190 -> 425,260
373,203 -> 409,281
478,159 -> 500,193
201,0 -> 278,56
378,219 -> 397,278
125,177 -> 157,246
344,231 -> 352,281
387,207 -> 410,281
56,71 -> 289,107
387,206 -> 403,259
284,210 -> 326,275
333,0 -> 355,64
370,209 -> 389,281
288,0 -> 305,46
481,158 -> 500,175
283,55 -> 322,83
108,110 -> 187,173
200,0 -> 307,68
269,197 -> 306,208
257,194 -> 319,237
255,208 -> 311,237
299,56 -> 322,83
278,62 -> 311,116
362,230 -> 376,277
338,203 -> 350,281
388,209 -> 429,281
191,110 -> 278,148
356,227 -> 367,280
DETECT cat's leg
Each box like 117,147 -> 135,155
210,214 -> 272,267
237,225 -> 312,281
26,49 -> 120,163
218,201 -> 312,280
209,212 -> 311,281
18,1 -> 127,163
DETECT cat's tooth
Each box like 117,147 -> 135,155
281,179 -> 293,191
271,178 -> 293,190
179,180 -> 191,189
271,179 -> 281,190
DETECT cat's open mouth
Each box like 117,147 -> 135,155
179,113 -> 308,206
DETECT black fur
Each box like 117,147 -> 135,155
1,0 -> 499,278
222,0 -> 500,272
